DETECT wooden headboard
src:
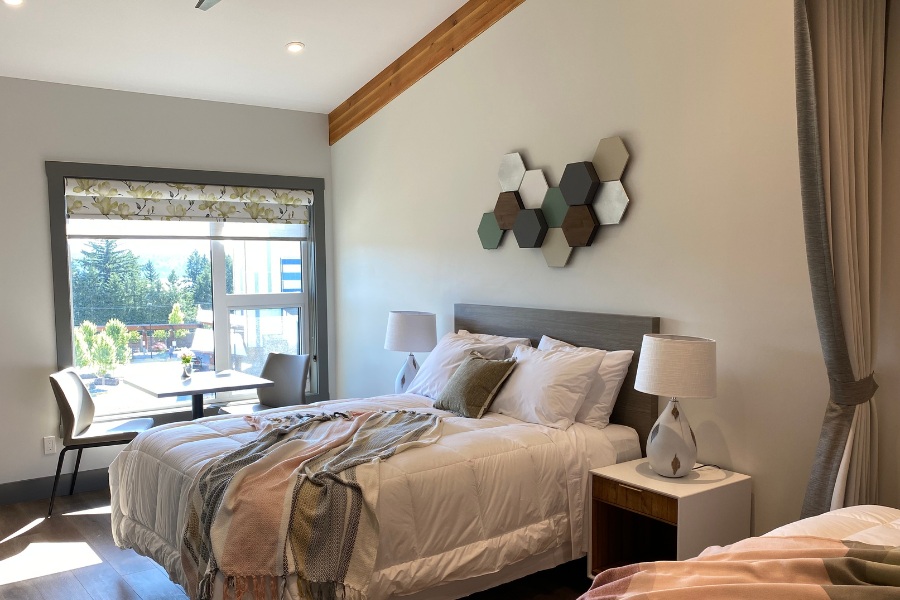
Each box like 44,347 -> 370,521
454,304 -> 660,453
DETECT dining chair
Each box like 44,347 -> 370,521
219,353 -> 311,415
47,368 -> 154,517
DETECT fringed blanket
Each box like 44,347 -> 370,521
580,536 -> 900,599
181,410 -> 442,600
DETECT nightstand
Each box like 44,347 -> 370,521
589,458 -> 751,577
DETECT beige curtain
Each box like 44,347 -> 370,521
796,0 -> 885,517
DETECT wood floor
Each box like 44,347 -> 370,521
0,490 -> 590,600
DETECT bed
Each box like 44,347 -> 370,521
110,304 -> 661,599
581,504 -> 900,598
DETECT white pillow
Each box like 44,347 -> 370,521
407,333 -> 507,399
538,335 -> 634,428
489,345 -> 606,429
457,330 -> 532,357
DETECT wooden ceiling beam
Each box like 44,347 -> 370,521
328,0 -> 526,145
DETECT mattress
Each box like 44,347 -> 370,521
110,394 -> 639,599
764,504 -> 900,546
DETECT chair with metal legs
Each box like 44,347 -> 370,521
48,368 -> 154,517
219,353 -> 311,415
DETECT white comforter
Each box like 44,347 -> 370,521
110,394 -> 634,599
765,504 -> 900,546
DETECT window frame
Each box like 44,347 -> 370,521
46,161 -> 330,409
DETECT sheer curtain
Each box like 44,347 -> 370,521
794,0 -> 886,518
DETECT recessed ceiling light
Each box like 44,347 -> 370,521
4,0 -> 24,6
285,42 -> 305,54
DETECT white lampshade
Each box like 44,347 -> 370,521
384,311 -> 437,353
637,334 -> 716,478
635,334 -> 716,399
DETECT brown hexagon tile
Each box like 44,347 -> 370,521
561,205 -> 599,247
494,191 -> 524,230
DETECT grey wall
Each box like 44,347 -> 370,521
330,0 -> 827,535
0,76 -> 332,486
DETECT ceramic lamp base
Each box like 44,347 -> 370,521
394,353 -> 419,394
647,398 -> 697,478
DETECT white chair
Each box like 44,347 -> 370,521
48,368 -> 154,517
219,353 -> 311,415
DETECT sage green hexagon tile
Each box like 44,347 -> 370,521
477,212 -> 504,249
542,228 -> 572,268
541,188 -> 567,228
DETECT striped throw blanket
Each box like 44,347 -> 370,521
181,410 -> 442,600
581,536 -> 900,599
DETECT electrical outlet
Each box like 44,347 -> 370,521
43,436 -> 56,455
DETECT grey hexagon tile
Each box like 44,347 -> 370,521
513,208 -> 548,248
596,180 -> 630,225
498,152 -> 527,192
560,161 -> 600,206
592,136 -> 630,182
519,169 -> 549,207
541,188 -> 567,228
541,228 -> 572,268
478,212 -> 504,249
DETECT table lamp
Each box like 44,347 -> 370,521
634,334 -> 716,478
384,311 -> 437,393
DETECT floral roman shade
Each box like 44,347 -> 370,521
64,178 -> 313,224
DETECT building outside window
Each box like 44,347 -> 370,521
47,164 -> 328,417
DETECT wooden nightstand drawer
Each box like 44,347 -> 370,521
589,460 -> 752,576
594,475 -> 678,525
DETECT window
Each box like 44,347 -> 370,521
47,163 -> 328,417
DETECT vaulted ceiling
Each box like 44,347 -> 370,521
0,0 -> 467,113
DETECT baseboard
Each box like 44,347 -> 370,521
0,467 -> 109,506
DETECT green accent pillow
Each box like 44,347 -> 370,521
433,354 -> 517,418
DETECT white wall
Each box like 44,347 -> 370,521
0,77 -> 332,485
331,0 -> 829,535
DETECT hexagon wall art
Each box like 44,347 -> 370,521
541,229 -> 572,268
494,191 -> 524,230
561,205 -> 599,247
498,153 -> 527,192
477,212 -> 504,249
513,209 -> 548,248
540,188 -> 568,228
478,137 -> 632,266
595,180 -> 630,225
519,170 -> 549,207
559,161 -> 600,206
592,136 -> 630,182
